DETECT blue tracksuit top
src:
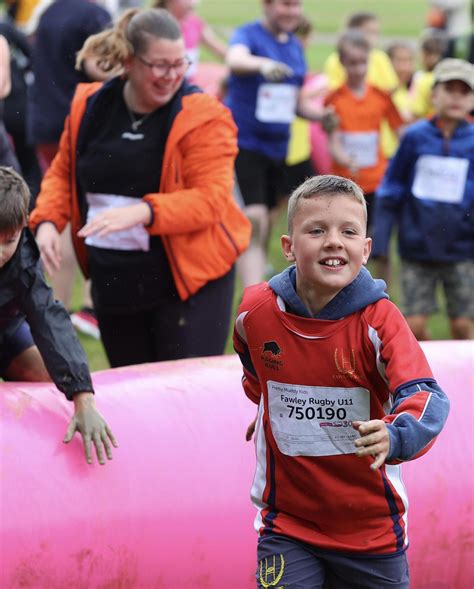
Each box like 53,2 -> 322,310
372,118 -> 474,262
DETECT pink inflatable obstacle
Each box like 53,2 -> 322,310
1,342 -> 472,588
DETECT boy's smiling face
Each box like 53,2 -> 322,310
0,227 -> 23,269
281,194 -> 371,315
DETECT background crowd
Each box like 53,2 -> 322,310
0,0 -> 472,373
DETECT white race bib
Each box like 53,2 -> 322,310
412,155 -> 469,203
340,131 -> 379,168
267,381 -> 370,457
255,83 -> 297,124
85,193 -> 150,252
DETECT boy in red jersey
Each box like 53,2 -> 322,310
233,175 -> 449,588
324,30 -> 404,230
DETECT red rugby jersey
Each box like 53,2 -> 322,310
234,283 -> 435,555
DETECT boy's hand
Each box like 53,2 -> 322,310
353,419 -> 390,470
245,414 -> 258,441
64,392 -> 118,465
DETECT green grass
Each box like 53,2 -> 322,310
72,0 -> 451,369
199,0 -> 426,37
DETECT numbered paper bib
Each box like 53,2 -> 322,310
255,83 -> 297,124
412,155 -> 469,203
267,381 -> 370,457
340,131 -> 378,168
85,193 -> 150,252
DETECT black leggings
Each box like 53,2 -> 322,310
95,267 -> 235,368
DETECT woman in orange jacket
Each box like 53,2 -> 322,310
30,8 -> 250,367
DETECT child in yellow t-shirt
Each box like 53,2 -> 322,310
410,30 -> 449,119
386,41 -> 416,122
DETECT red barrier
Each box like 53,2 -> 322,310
0,342 -> 472,588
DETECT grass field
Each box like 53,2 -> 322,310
74,0 -> 452,371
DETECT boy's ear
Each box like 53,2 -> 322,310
362,237 -> 372,265
281,234 -> 295,262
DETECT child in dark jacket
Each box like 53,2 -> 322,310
0,166 -> 117,464
372,58 -> 474,340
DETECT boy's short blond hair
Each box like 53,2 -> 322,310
0,167 -> 30,235
287,175 -> 367,233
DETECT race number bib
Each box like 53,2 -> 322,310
255,83 -> 297,124
412,155 -> 469,203
267,381 -> 370,457
340,131 -> 378,168
85,193 -> 150,252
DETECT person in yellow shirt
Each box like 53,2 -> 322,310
323,12 -> 399,157
410,30 -> 448,119
324,12 -> 398,93
386,41 -> 416,123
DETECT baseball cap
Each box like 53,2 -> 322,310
433,58 -> 474,90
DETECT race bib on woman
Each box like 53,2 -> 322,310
85,193 -> 150,252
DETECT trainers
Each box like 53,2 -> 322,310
70,307 -> 100,339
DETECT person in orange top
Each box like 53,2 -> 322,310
29,8 -> 250,368
324,30 -> 404,230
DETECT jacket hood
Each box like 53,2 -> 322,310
268,265 -> 388,320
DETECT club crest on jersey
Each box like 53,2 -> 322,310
261,341 -> 283,371
334,348 -> 357,378
259,554 -> 285,588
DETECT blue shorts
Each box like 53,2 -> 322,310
0,320 -> 35,375
257,533 -> 409,589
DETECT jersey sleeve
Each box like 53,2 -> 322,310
233,283 -> 269,405
233,316 -> 261,405
21,262 -> 94,400
364,300 -> 450,462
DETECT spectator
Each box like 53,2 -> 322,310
30,8 -> 250,367
0,17 -> 42,201
372,58 -> 474,340
324,30 -> 404,230
0,34 -> 21,173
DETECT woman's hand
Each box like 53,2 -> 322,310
77,203 -> 152,238
353,419 -> 390,470
35,222 -> 62,275
64,392 -> 118,465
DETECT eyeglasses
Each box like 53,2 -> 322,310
135,55 -> 192,77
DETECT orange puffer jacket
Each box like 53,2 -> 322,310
30,82 -> 251,300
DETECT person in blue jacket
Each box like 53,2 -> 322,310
372,58 -> 473,341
